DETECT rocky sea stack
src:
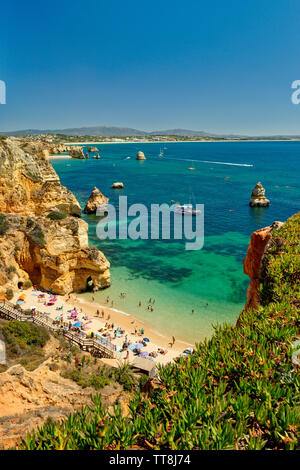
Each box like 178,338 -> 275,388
249,182 -> 270,207
136,151 -> 146,160
111,182 -> 125,189
68,146 -> 85,159
0,138 -> 110,296
84,187 -> 109,214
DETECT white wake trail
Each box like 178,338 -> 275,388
166,157 -> 253,167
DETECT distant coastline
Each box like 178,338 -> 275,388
64,138 -> 300,145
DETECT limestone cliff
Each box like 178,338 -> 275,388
0,360 -> 126,449
19,140 -> 68,160
0,138 -> 110,296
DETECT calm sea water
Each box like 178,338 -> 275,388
51,141 -> 300,343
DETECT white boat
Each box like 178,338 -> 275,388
158,147 -> 164,157
174,204 -> 200,216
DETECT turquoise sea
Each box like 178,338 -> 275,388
51,141 -> 300,343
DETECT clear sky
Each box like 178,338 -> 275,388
1,0 -> 300,135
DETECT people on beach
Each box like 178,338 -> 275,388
14,286 -> 189,368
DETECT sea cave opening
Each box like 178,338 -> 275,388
86,276 -> 94,291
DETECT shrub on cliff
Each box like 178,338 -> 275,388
27,224 -> 46,246
3,320 -> 49,348
109,361 -> 138,391
85,245 -> 99,260
47,211 -> 67,220
0,213 -> 9,235
1,320 -> 50,371
5,289 -> 14,300
24,280 -> 33,289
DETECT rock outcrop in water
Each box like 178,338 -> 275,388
0,138 -> 110,297
84,187 -> 109,214
111,182 -> 125,189
249,182 -> 270,207
136,151 -> 146,160
68,146 -> 85,159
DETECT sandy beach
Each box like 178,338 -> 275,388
49,154 -> 72,159
12,288 -> 192,367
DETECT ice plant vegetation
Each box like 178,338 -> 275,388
20,213 -> 299,450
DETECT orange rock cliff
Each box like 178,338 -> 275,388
237,220 -> 284,324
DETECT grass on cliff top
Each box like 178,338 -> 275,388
19,213 -> 300,450
0,320 -> 50,372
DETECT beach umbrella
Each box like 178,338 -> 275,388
30,306 -> 37,310
140,351 -> 149,358
18,294 -> 26,300
74,322 -> 82,327
143,338 -> 150,342
134,343 -> 143,350
71,312 -> 78,317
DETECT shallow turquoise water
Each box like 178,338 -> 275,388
52,141 -> 300,342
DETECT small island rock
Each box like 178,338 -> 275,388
111,182 -> 125,189
68,146 -> 85,159
136,151 -> 146,160
84,187 -> 109,214
249,182 -> 270,207
88,146 -> 99,152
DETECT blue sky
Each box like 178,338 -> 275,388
1,0 -> 300,134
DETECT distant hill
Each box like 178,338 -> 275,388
0,126 -> 242,138
1,126 -> 300,139
1,126 -> 147,137
149,128 -> 222,137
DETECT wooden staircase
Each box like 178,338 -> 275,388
0,300 -> 117,359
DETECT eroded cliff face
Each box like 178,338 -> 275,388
0,138 -> 110,296
19,140 -> 68,160
237,221 -> 284,323
0,359 -> 126,449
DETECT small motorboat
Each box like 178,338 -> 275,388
174,204 -> 201,216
